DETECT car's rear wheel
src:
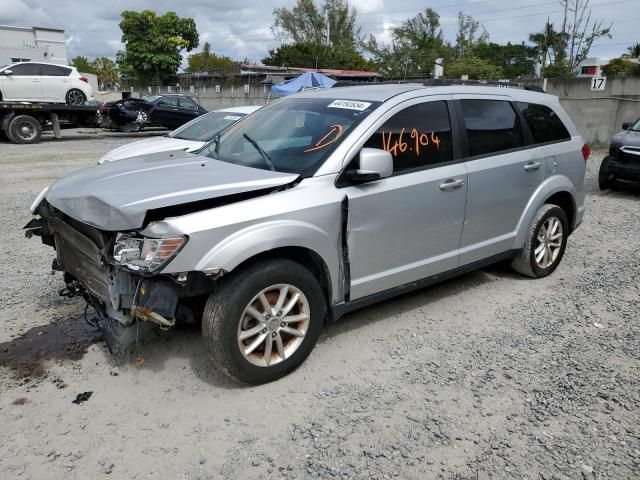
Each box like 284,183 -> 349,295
202,259 -> 325,384
511,204 -> 569,278
8,115 -> 42,144
65,88 -> 86,106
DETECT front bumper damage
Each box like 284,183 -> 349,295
25,201 -> 197,356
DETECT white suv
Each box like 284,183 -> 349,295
0,62 -> 94,105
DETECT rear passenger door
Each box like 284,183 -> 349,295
344,97 -> 468,300
454,95 -> 545,265
39,64 -> 72,102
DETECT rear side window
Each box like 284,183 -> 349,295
158,96 -> 179,107
10,64 -> 41,75
515,102 -> 571,144
460,99 -> 523,157
179,97 -> 198,110
363,100 -> 453,173
40,65 -> 71,76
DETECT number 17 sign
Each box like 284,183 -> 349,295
591,77 -> 606,91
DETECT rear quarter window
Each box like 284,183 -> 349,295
515,102 -> 571,144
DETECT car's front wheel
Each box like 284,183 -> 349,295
511,204 -> 569,278
65,88 -> 86,106
202,259 -> 325,384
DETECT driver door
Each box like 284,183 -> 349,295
342,97 -> 468,300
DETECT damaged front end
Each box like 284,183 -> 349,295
25,200 -> 208,355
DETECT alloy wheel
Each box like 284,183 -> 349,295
67,90 -> 85,106
534,216 -> 563,269
237,284 -> 310,367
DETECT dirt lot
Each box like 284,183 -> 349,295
0,131 -> 638,480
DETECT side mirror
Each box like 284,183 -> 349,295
347,148 -> 393,184
3,69 -> 13,76
622,122 -> 631,130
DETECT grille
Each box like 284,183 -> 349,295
617,146 -> 640,165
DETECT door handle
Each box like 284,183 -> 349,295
524,161 -> 542,171
439,179 -> 465,191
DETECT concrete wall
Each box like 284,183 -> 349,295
524,77 -> 640,145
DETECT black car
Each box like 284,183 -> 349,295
599,118 -> 640,190
105,94 -> 207,131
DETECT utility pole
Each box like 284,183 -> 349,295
325,9 -> 330,47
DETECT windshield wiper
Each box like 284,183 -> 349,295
243,133 -> 275,171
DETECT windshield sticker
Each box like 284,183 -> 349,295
304,124 -> 344,153
223,115 -> 242,120
328,100 -> 372,111
295,112 -> 306,128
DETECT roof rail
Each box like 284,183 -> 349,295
333,78 -> 545,93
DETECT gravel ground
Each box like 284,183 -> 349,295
0,132 -> 638,480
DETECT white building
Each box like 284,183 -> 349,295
575,57 -> 609,77
0,25 -> 68,66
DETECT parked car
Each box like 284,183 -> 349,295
98,106 -> 261,164
104,94 -> 207,131
27,84 -> 587,384
599,118 -> 640,190
0,62 -> 93,105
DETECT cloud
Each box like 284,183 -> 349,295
0,0 -> 635,65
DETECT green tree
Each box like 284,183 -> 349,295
116,10 -> 199,85
268,0 -> 368,70
623,42 -> 640,59
187,42 -> 237,72
541,60 -> 574,78
71,56 -> 95,74
455,12 -> 489,57
471,42 -> 537,78
92,57 -> 119,88
444,54 -> 503,80
363,8 -> 453,78
262,42 -> 370,70
601,58 -> 640,77
528,21 -> 568,69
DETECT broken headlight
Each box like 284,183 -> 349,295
112,233 -> 186,273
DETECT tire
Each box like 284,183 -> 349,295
598,156 -> 613,190
202,259 -> 326,384
65,88 -> 86,106
0,129 -> 9,142
511,204 -> 569,278
8,115 -> 42,144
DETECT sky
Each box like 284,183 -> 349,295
1,0 -> 638,66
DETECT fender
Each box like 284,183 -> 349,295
512,175 -> 577,249
195,220 -> 343,303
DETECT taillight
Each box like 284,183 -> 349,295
581,144 -> 590,161
79,76 -> 88,83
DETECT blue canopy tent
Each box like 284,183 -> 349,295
270,71 -> 336,97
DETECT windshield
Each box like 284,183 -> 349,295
169,111 -> 247,141
205,97 -> 380,177
630,119 -> 640,131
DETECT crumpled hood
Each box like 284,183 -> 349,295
46,150 -> 299,231
611,129 -> 640,149
99,136 -> 205,163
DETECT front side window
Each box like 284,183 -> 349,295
461,99 -> 523,157
629,119 -> 640,131
363,100 -> 453,173
10,63 -> 40,76
206,97 -> 380,177
157,96 -> 179,107
170,111 -> 246,141
515,102 -> 571,144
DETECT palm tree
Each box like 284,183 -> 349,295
623,42 -> 640,59
92,57 -> 120,90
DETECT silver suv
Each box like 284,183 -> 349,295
27,84 -> 588,383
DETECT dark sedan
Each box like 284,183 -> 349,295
105,94 -> 207,132
599,118 -> 640,190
